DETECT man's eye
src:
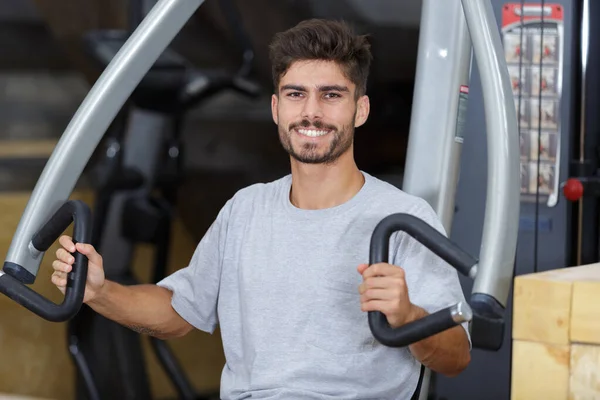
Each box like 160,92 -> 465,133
287,92 -> 303,97
324,92 -> 341,98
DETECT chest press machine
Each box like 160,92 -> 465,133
0,0 -> 519,399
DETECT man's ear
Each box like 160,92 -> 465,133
354,95 -> 370,128
271,94 -> 279,125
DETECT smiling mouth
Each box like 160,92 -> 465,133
295,128 -> 330,137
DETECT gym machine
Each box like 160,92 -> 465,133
433,1 -> 598,399
71,0 -> 260,398
0,1 -> 518,400
372,0 -> 519,398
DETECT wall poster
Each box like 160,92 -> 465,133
502,3 -> 564,206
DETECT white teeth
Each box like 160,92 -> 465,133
298,129 -> 328,137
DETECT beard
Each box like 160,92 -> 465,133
278,117 -> 355,165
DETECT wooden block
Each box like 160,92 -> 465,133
512,263 -> 600,399
570,344 -> 600,399
571,281 -> 600,344
513,264 -> 600,345
513,271 -> 573,345
511,340 -> 570,400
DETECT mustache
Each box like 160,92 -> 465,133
289,119 -> 337,131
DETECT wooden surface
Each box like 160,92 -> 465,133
511,340 -> 570,400
0,191 -> 225,399
513,263 -> 600,345
570,280 -> 600,344
513,271 -> 573,344
570,344 -> 600,400
511,263 -> 600,400
0,140 -> 57,158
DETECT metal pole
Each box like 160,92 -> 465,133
403,0 -> 472,234
402,1 -> 472,398
405,0 -> 519,397
576,0 -> 590,265
461,0 -> 520,304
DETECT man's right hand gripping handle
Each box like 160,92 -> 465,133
51,235 -> 194,339
52,235 -> 105,304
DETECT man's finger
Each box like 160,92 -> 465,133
356,263 -> 369,275
360,299 -> 393,314
56,248 -> 75,264
360,288 -> 396,302
51,272 -> 67,288
359,277 -> 401,293
52,260 -> 72,273
362,263 -> 405,279
59,235 -> 76,253
52,270 -> 67,280
75,243 -> 102,264
367,277 -> 404,289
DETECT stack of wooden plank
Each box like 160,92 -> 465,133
512,263 -> 600,399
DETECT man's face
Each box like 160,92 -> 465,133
271,60 -> 369,165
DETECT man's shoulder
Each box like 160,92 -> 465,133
364,172 -> 444,232
366,173 -> 436,214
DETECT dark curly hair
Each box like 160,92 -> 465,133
269,19 -> 372,99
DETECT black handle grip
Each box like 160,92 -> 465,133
370,303 -> 468,347
0,200 -> 92,322
368,213 -> 476,347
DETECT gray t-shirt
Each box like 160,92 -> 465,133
157,171 -> 470,400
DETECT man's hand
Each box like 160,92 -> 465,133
51,235 -> 106,304
357,262 -> 471,377
357,263 -> 418,328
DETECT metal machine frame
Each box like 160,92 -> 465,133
0,0 -> 519,398
402,0 -> 519,397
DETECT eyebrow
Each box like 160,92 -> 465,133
280,84 -> 350,93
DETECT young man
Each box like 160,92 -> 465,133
52,19 -> 470,399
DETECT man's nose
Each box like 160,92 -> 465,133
301,94 -> 323,120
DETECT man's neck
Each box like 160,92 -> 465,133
289,154 -> 365,210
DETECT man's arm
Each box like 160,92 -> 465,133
404,305 -> 471,377
87,281 -> 194,340
51,237 -> 195,340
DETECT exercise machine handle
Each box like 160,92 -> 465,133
370,303 -> 472,348
0,200 -> 92,322
368,213 -> 476,347
3,0 -> 206,282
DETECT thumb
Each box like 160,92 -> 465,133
357,263 -> 369,275
75,243 -> 101,263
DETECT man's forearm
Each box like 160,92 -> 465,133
87,280 -> 193,340
406,305 -> 471,376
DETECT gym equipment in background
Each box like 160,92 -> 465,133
71,0 -> 260,398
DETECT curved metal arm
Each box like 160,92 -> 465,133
2,0 -> 205,283
461,0 -> 520,305
0,200 -> 92,322
368,213 -> 476,347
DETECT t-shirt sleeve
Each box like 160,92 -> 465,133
392,200 -> 472,348
156,199 -> 232,334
